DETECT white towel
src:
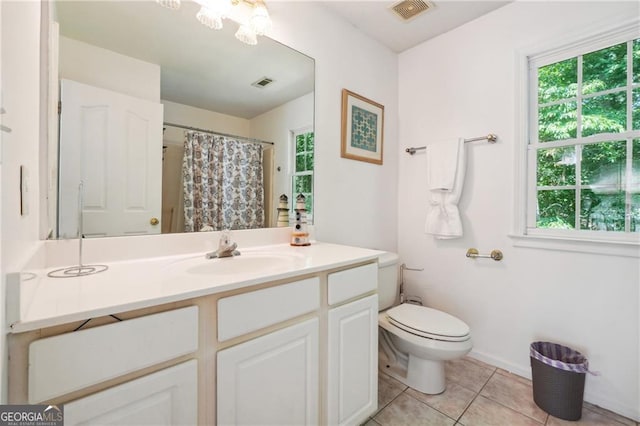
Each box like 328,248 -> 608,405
427,140 -> 460,191
425,138 -> 466,239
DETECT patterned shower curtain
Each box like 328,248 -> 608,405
182,131 -> 264,232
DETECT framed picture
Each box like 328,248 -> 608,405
341,89 -> 384,165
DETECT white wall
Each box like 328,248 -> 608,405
268,2 -> 399,252
162,100 -> 251,145
250,92 -> 314,224
1,0 -> 42,403
59,36 -> 160,103
397,1 -> 639,420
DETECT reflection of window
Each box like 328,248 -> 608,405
526,32 -> 639,239
292,128 -> 314,222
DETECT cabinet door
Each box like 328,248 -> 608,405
328,295 -> 378,426
217,318 -> 319,426
64,360 -> 197,426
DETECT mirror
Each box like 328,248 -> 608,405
49,0 -> 315,239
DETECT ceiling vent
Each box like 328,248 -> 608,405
390,0 -> 434,21
251,77 -> 274,88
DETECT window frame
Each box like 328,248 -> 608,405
513,19 -> 640,256
290,126 -> 314,223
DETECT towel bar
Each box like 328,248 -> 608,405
405,133 -> 497,155
466,248 -> 503,261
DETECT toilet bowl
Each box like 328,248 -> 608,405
377,253 -> 472,394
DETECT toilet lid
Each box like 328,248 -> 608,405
386,303 -> 470,342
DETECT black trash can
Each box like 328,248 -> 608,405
530,341 -> 588,421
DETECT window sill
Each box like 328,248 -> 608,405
508,233 -> 640,258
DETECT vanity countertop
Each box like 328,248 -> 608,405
10,242 -> 381,333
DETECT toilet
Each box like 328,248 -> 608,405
377,252 -> 472,394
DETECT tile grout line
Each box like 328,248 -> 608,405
372,381 -> 409,424
401,386 -> 459,424
456,367 -> 498,422
473,369 -> 548,426
454,368 -> 498,423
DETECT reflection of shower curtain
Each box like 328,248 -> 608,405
182,131 -> 264,231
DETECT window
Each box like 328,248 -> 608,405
291,128 -> 314,222
526,31 -> 639,242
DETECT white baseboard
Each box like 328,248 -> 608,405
467,350 -> 640,422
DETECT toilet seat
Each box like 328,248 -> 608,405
386,303 -> 470,342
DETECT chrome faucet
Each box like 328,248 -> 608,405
206,230 -> 240,259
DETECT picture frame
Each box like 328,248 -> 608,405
341,89 -> 384,165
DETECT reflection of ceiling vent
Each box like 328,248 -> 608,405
390,0 -> 434,21
251,77 -> 274,88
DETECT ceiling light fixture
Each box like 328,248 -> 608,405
156,0 -> 272,45
157,0 -> 181,10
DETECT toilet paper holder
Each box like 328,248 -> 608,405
466,248 -> 503,261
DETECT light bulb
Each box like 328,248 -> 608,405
250,1 -> 272,36
156,0 -> 180,9
196,6 -> 223,30
235,24 -> 257,45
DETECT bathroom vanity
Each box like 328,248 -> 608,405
7,236 -> 380,425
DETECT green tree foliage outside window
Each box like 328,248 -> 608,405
292,131 -> 314,217
534,37 -> 640,233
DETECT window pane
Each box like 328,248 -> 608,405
582,42 -> 627,94
634,89 -> 640,130
296,135 -> 305,153
580,189 -> 626,231
582,92 -> 626,137
294,175 -> 312,193
538,58 -> 577,104
306,132 -> 314,151
537,189 -> 575,229
633,140 -> 640,232
296,154 -> 306,172
304,193 -> 313,213
632,194 -> 640,232
634,39 -> 639,84
537,146 -> 576,186
305,153 -> 314,171
538,101 -> 577,142
581,141 -> 626,188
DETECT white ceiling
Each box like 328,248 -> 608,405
55,1 -> 315,119
321,1 -> 511,53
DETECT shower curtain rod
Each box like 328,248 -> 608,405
163,122 -> 275,146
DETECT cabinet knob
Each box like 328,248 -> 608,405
150,217 -> 159,226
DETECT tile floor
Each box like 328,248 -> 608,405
366,356 -> 638,426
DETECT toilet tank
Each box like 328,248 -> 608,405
378,252 -> 400,311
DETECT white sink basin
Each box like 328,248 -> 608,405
169,252 -> 305,276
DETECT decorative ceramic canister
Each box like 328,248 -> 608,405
290,194 -> 310,246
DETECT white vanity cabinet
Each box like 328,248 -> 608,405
217,319 -> 320,425
64,360 -> 197,426
22,307 -> 199,424
12,250 -> 381,426
327,264 -> 379,426
215,263 -> 379,426
216,277 -> 321,425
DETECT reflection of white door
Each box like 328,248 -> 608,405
58,79 -> 163,238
